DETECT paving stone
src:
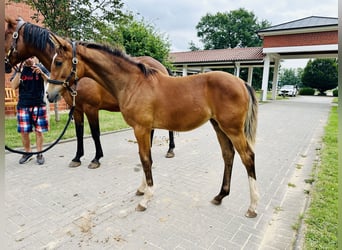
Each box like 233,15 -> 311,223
5,96 -> 332,249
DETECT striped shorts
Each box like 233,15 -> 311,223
17,106 -> 49,133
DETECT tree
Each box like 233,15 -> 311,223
195,8 -> 271,49
10,1 -> 171,67
10,0 -> 131,41
302,58 -> 338,95
188,41 -> 200,51
114,19 -> 172,68
279,68 -> 303,87
194,8 -> 271,90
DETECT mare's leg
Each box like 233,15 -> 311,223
134,127 -> 154,211
69,109 -> 84,167
165,69 -> 175,158
210,119 -> 235,204
166,131 -> 175,158
86,108 -> 103,169
150,129 -> 175,158
150,129 -> 154,146
225,128 -> 259,218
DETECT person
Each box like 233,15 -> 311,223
10,57 -> 50,164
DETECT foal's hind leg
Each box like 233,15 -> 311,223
210,120 -> 235,205
166,131 -> 175,158
228,131 -> 259,218
134,127 -> 155,211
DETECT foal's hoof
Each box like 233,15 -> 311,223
88,161 -> 101,169
69,160 -> 81,168
211,198 -> 222,205
135,204 -> 147,212
245,209 -> 257,218
165,149 -> 175,158
136,190 -> 144,196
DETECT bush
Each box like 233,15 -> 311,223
332,89 -> 338,97
299,87 -> 315,96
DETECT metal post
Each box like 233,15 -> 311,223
54,101 -> 60,122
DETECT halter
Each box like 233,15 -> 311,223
47,41 -> 79,105
5,18 -> 26,71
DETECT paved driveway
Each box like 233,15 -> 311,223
5,96 -> 333,249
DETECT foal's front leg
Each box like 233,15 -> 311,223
134,127 -> 154,211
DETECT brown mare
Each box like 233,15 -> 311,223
4,17 -> 175,169
47,39 -> 259,218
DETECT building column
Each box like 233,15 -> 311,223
234,62 -> 241,77
247,66 -> 253,86
271,58 -> 280,100
182,65 -> 188,76
261,54 -> 270,102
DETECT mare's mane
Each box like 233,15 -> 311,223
78,41 -> 157,77
23,22 -> 55,52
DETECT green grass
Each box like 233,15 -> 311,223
255,90 -> 273,101
255,90 -> 291,101
5,110 -> 130,148
304,105 -> 338,249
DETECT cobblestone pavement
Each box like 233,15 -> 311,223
5,96 -> 333,249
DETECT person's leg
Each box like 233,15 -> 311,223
34,106 -> 49,164
17,107 -> 33,164
21,132 -> 31,152
35,131 -> 45,164
35,131 -> 44,152
19,132 -> 33,163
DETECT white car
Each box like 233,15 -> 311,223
278,85 -> 298,97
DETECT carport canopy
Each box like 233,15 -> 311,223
169,46 -> 265,84
169,16 -> 338,101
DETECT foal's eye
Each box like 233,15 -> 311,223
55,61 -> 63,67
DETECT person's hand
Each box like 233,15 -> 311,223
31,65 -> 42,74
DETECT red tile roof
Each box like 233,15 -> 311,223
169,47 -> 264,64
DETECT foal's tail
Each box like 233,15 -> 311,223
244,83 -> 258,149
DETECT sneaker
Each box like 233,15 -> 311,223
36,154 -> 45,165
19,153 -> 33,164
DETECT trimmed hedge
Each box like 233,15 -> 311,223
299,87 -> 315,96
332,89 -> 338,97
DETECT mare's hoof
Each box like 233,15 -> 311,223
211,198 -> 222,205
245,209 -> 257,218
136,204 -> 147,212
69,161 -> 81,168
136,190 -> 144,196
165,149 -> 175,158
88,161 -> 101,169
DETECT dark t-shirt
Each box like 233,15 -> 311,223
15,64 -> 50,107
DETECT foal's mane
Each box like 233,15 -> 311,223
78,42 -> 157,77
23,22 -> 55,52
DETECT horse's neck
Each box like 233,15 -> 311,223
81,49 -> 140,99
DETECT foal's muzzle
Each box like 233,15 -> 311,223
46,91 -> 61,103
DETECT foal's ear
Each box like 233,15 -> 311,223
50,35 -> 69,52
